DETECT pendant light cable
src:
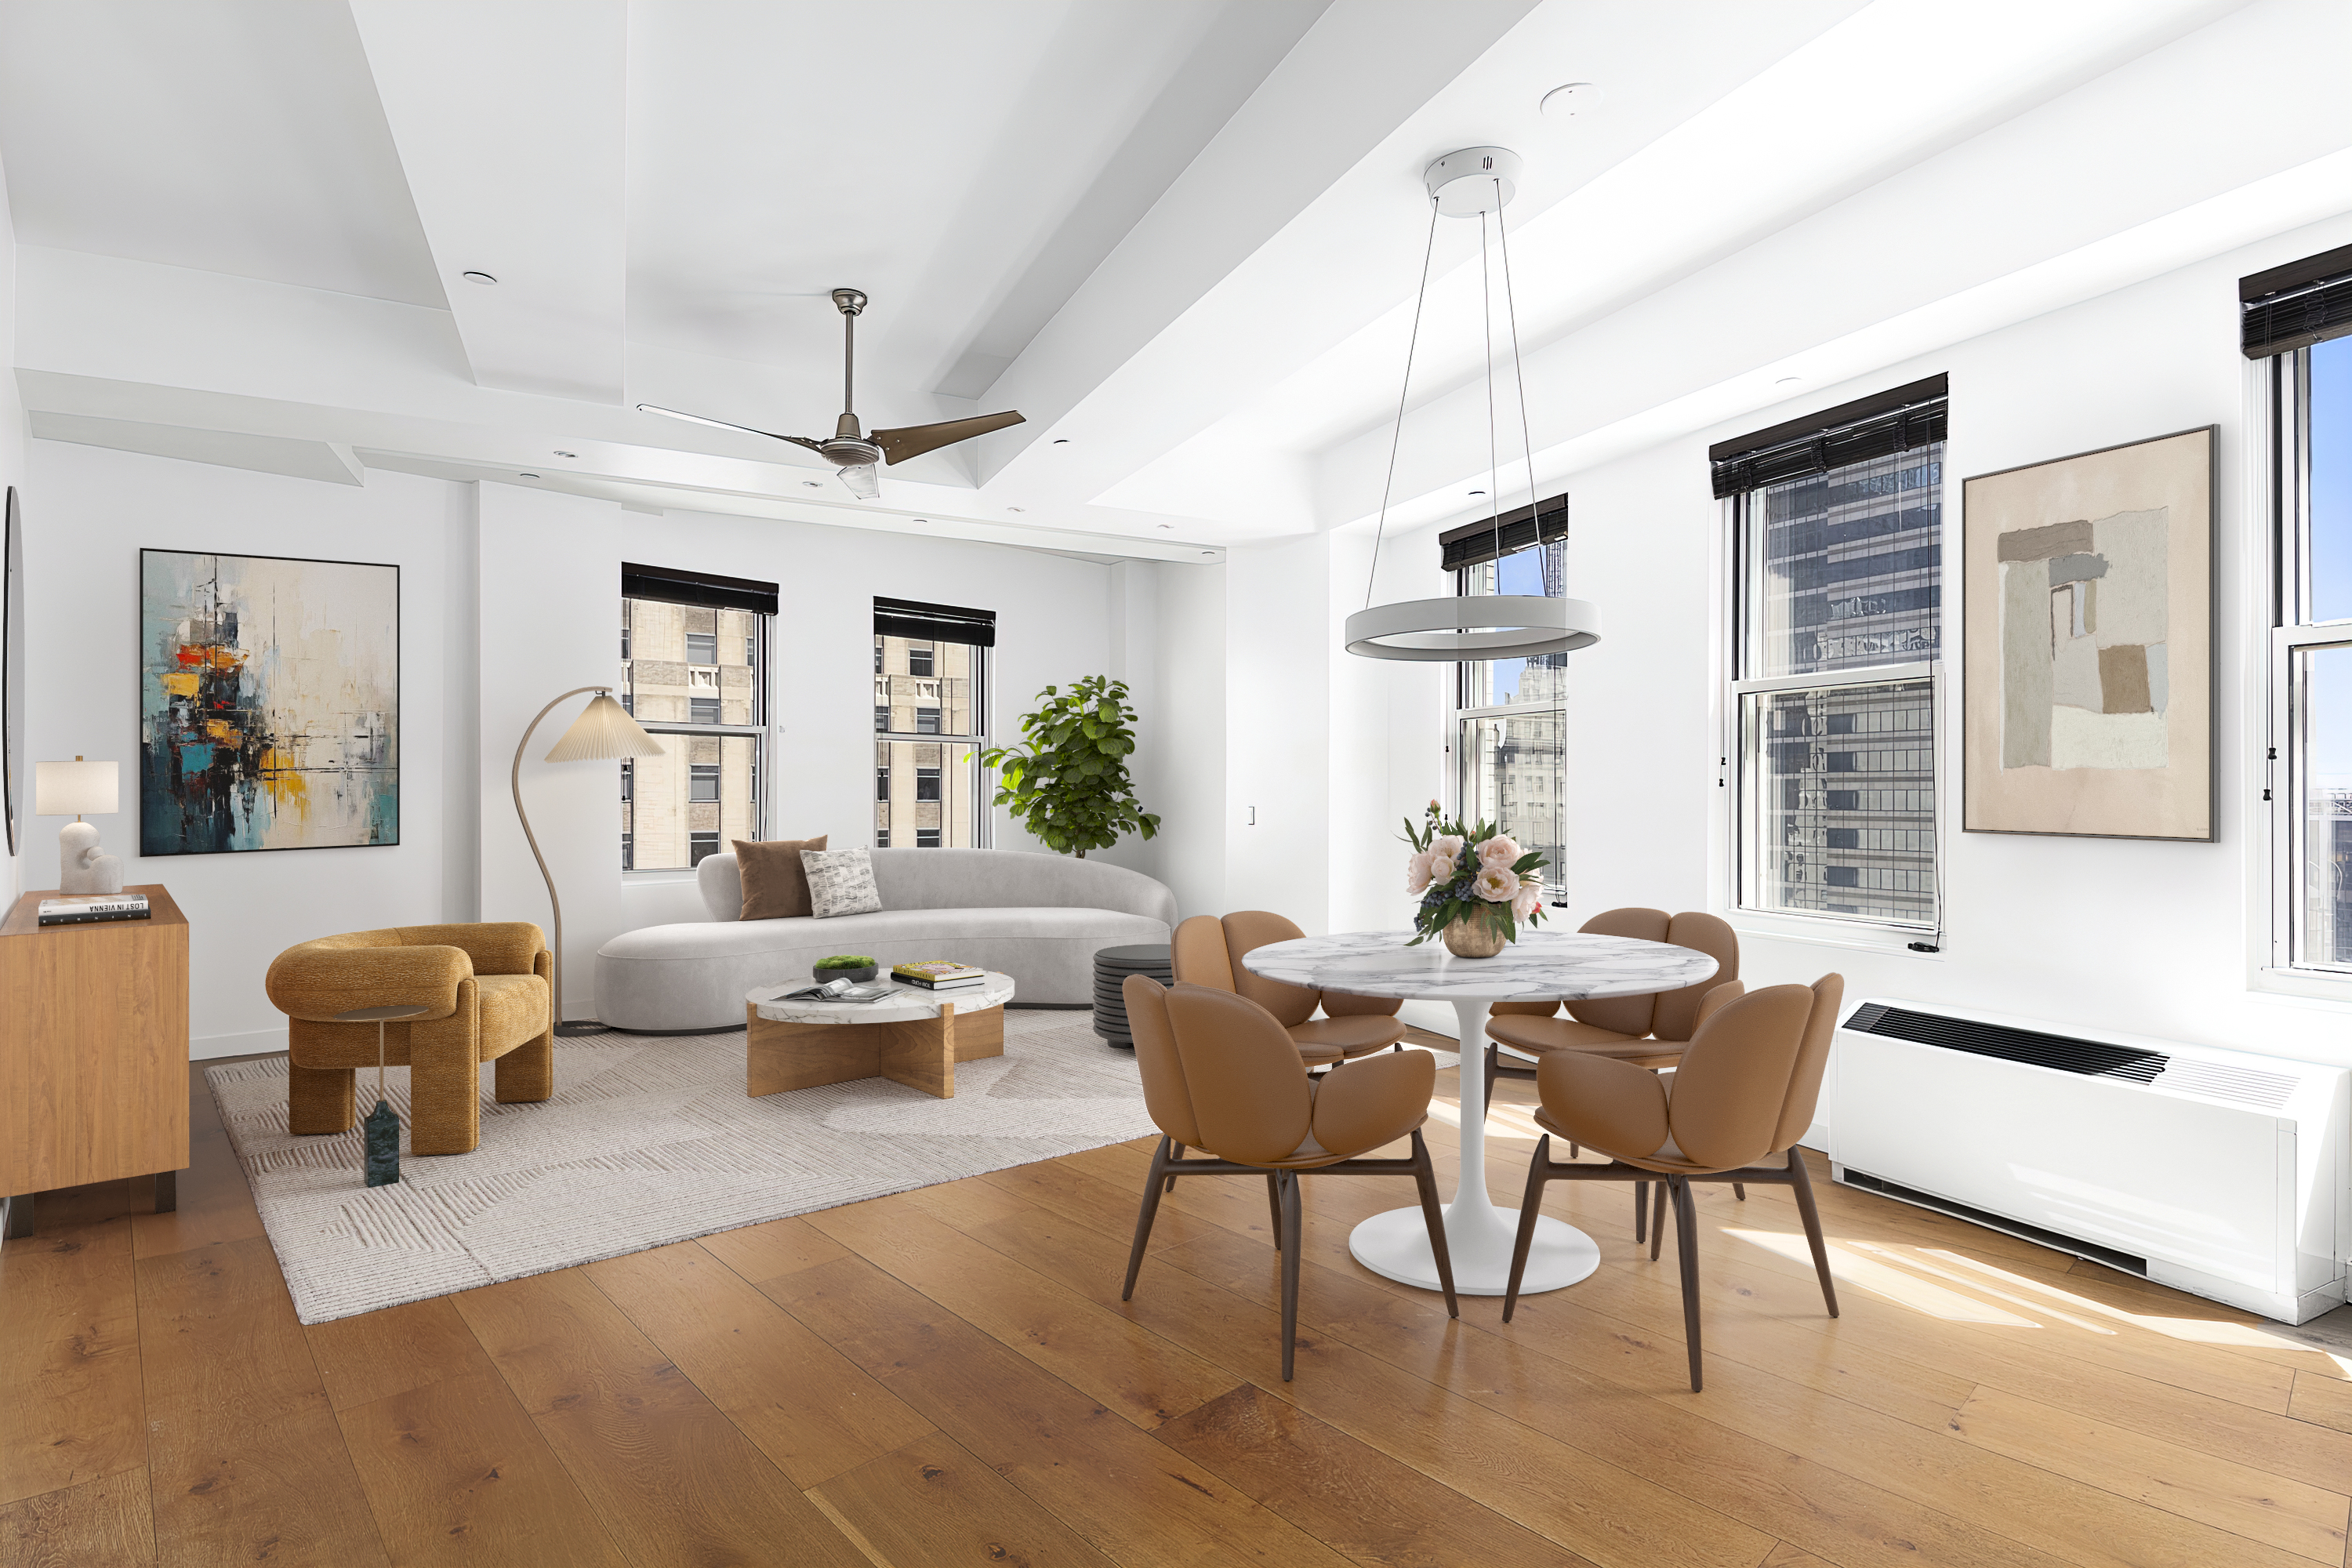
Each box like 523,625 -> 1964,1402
1363,197 -> 1444,611
1481,209 -> 1502,579
1494,176 -> 1542,541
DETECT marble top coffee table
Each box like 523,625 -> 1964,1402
744,973 -> 1015,1100
1242,931 -> 1718,1298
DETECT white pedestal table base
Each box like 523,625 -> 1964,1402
1350,995 -> 1599,1296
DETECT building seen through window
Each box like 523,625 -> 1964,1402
621,590 -> 767,869
1733,431 -> 1943,927
872,613 -> 990,848
1454,532 -> 1565,890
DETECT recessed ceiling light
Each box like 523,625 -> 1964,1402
1539,82 -> 1601,118
1052,438 -> 1069,445
518,472 -> 539,479
1775,376 -> 1803,386
1200,550 -> 1214,557
553,450 -> 575,458
1157,524 -> 1174,530
1468,489 -> 1486,495
801,480 -> 823,489
462,270 -> 498,285
1007,506 -> 1025,513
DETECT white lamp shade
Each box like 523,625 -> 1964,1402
543,692 -> 666,763
36,758 -> 118,815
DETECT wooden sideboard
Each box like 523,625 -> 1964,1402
0,884 -> 189,1237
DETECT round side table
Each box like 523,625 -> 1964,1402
1092,943 -> 1173,1049
335,1003 -> 435,1188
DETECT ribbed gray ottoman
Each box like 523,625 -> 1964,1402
1093,943 -> 1174,1048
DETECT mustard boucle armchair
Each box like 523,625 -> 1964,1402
265,923 -> 554,1156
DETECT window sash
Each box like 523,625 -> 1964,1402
1726,459 -> 1943,933
622,600 -> 771,871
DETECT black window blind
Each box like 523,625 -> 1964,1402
622,562 -> 779,616
2241,242 -> 2352,358
1709,375 -> 1947,499
1439,493 -> 1569,573
874,596 -> 997,648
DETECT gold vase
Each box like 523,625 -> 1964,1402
1442,909 -> 1507,958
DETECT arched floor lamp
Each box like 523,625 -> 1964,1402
514,687 -> 664,1036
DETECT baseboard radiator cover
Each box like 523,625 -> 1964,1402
1828,998 -> 2350,1324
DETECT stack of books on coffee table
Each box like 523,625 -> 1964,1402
891,960 -> 988,993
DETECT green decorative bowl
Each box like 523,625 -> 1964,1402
811,956 -> 879,985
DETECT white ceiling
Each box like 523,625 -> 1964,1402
4,0 -> 2347,558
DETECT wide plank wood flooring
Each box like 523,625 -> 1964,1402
5,1036 -> 2350,1567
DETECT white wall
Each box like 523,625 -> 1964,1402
1443,210 -> 2352,1071
1144,559 -> 1226,920
0,153 -> 25,905
26,441 -> 473,1055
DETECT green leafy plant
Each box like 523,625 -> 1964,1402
813,954 -> 877,970
979,675 -> 1160,858
1400,799 -> 1550,946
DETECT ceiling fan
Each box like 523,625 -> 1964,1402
637,287 -> 1023,499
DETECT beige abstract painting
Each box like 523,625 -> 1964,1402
1964,429 -> 2212,839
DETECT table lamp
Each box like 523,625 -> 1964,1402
514,688 -> 664,1035
36,755 -> 122,895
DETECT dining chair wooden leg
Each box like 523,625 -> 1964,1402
1786,1149 -> 1840,1317
1164,1144 -> 1183,1194
1277,1171 -> 1304,1381
1123,1137 -> 1173,1301
1408,1130 -> 1459,1319
1634,1181 -> 1648,1244
1502,1134 -> 1551,1322
1650,1181 -> 1668,1261
1483,1044 -> 1499,1110
1265,1172 -> 1283,1250
1671,1176 -> 1704,1392
1733,1183 -> 1746,1201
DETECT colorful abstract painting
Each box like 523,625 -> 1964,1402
140,549 -> 398,855
1962,429 -> 2212,840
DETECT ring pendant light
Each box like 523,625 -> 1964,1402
1344,147 -> 1599,662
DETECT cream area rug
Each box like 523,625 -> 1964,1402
207,1011 -> 1167,1325
208,1012 -> 1463,1326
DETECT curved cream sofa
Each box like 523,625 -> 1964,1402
594,848 -> 1179,1033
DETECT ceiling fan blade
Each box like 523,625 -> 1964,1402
872,410 -> 1025,466
839,463 -> 880,499
637,403 -> 825,455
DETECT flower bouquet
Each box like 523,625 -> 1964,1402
1401,800 -> 1549,956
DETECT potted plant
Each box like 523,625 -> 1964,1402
1401,800 -> 1548,956
811,953 -> 879,984
980,675 -> 1160,858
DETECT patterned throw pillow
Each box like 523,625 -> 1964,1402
801,848 -> 883,919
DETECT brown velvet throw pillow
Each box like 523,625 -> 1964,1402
734,835 -> 827,920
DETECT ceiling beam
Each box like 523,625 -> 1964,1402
349,0 -> 628,403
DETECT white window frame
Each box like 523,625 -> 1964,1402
872,636 -> 992,849
2256,342 -> 2352,998
621,597 -> 772,878
1446,546 -> 1566,904
1723,455 -> 1947,943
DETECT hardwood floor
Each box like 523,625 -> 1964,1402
4,1036 -> 2350,1567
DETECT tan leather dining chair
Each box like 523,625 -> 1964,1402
1485,907 -> 1744,1241
1172,912 -> 1406,1069
1501,974 -> 1844,1392
1121,976 -> 1457,1379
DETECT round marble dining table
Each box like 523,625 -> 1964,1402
1242,929 -> 1719,1297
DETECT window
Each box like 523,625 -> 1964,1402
619,563 -> 777,871
1722,380 -> 1945,930
1450,522 -> 1566,890
872,597 -> 994,848
2269,329 -> 2352,969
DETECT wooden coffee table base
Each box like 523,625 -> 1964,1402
746,1000 -> 1006,1099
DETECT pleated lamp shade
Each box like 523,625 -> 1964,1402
543,692 -> 666,763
